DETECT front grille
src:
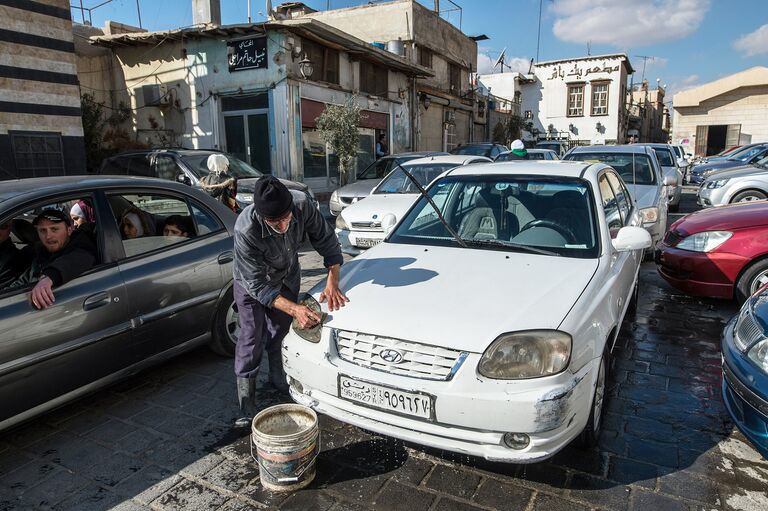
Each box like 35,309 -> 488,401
735,308 -> 764,352
340,196 -> 355,205
663,230 -> 684,246
334,329 -> 467,381
350,222 -> 382,232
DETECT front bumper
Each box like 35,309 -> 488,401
282,327 -> 598,463
654,242 -> 746,299
696,186 -> 728,208
721,318 -> 768,459
336,228 -> 385,256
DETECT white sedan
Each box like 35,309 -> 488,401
335,155 -> 491,255
283,161 -> 651,463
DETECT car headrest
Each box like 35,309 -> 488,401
12,219 -> 38,245
552,190 -> 585,209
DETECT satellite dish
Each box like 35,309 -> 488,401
493,48 -> 507,72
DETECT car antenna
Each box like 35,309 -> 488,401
391,161 -> 467,248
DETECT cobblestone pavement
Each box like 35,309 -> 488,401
2,189 -> 768,511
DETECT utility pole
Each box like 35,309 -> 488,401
136,0 -> 143,29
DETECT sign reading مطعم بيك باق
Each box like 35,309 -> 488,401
546,61 -> 621,80
227,37 -> 268,72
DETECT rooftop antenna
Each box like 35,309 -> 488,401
587,41 -> 591,56
493,48 -> 507,73
635,55 -> 655,83
535,0 -> 543,62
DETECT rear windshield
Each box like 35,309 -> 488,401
450,146 -> 491,157
181,154 -> 262,179
566,152 -> 657,185
652,148 -> 675,167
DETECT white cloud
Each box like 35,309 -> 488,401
733,24 -> 768,57
477,52 -> 530,74
683,74 -> 699,85
552,0 -> 710,48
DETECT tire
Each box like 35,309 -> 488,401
209,286 -> 238,357
730,190 -> 767,204
735,258 -> 768,304
578,349 -> 608,447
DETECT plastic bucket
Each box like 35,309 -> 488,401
251,404 -> 319,492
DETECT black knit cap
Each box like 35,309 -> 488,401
33,208 -> 72,226
253,175 -> 293,219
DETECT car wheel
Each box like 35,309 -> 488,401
578,349 -> 608,447
730,190 -> 767,204
209,286 -> 237,357
735,259 -> 768,304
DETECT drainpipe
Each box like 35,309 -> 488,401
410,75 -> 417,151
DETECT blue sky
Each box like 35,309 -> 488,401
76,0 -> 767,102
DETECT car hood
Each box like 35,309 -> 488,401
340,193 -> 419,224
694,160 -> 748,173
626,184 -> 659,209
671,201 -> 768,234
310,242 -> 599,352
703,164 -> 766,181
237,177 -> 308,194
335,179 -> 380,198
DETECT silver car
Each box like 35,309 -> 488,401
0,177 -> 239,432
564,145 -> 672,249
697,157 -> 768,207
634,144 -> 684,212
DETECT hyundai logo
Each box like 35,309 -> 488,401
379,348 -> 404,364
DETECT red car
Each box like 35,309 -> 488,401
655,202 -> 768,302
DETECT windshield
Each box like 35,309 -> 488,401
181,153 -> 263,180
450,146 -> 491,157
536,143 -> 561,151
729,145 -> 766,161
375,163 -> 458,194
652,148 -> 675,167
389,175 -> 598,258
566,152 -> 657,185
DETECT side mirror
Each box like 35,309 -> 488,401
381,213 -> 397,235
176,173 -> 192,186
662,175 -> 678,187
612,226 -> 652,252
686,153 -> 693,159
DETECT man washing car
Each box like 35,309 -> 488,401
232,175 -> 347,427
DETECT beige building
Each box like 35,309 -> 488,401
673,66 -> 768,156
628,80 -> 669,143
280,0 -> 480,152
0,0 -> 86,178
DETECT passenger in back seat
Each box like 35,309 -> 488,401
0,221 -> 26,289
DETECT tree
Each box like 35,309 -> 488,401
491,121 -> 507,145
315,95 -> 361,186
505,114 -> 526,142
81,93 -> 139,172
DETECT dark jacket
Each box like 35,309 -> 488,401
233,190 -> 342,307
7,229 -> 97,290
0,239 -> 27,289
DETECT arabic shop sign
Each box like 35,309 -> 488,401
546,61 -> 621,80
228,37 -> 268,72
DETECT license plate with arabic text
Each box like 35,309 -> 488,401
355,237 -> 382,248
338,375 -> 434,420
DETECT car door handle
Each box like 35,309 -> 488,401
83,292 -> 110,311
218,251 -> 234,264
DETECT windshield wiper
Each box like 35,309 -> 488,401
461,238 -> 560,256
393,162 -> 467,248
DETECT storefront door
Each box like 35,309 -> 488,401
222,94 -> 271,173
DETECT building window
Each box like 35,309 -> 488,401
524,110 -> 533,119
11,131 -> 65,178
449,63 -> 461,95
567,84 -> 584,117
302,39 -> 339,85
419,46 -> 433,68
360,61 -> 388,97
591,82 -> 609,116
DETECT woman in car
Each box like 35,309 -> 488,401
120,207 -> 156,239
70,200 -> 95,228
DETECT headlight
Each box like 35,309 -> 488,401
236,192 -> 252,204
639,207 -> 658,224
292,294 -> 326,343
676,231 -> 732,252
335,214 -> 349,230
478,330 -> 571,379
329,190 -> 339,204
748,340 -> 768,374
705,179 -> 729,189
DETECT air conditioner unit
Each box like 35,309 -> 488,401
443,110 -> 456,124
141,84 -> 169,106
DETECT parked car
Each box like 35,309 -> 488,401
688,144 -> 768,185
721,285 -> 768,458
564,145 -> 671,250
0,176 -> 239,432
670,145 -> 692,184
634,144 -> 684,212
284,160 -> 651,462
495,149 -> 559,162
655,201 -> 768,302
328,152 -> 447,216
335,155 -> 491,254
535,140 -> 568,157
697,157 -> 768,207
449,143 -> 509,160
99,149 -> 316,207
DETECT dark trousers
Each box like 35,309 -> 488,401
234,281 -> 298,378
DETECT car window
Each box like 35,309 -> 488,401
374,163 -> 457,194
180,153 -> 263,180
450,146 -> 490,157
598,174 -> 622,237
154,155 -> 183,182
566,152 -> 657,185
358,158 -> 394,180
652,148 -> 675,167
732,146 -> 765,161
529,152 -> 545,160
124,155 -> 152,177
605,172 -> 631,221
107,192 -> 217,258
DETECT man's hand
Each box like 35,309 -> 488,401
318,264 -> 349,312
30,277 -> 55,310
292,305 -> 322,329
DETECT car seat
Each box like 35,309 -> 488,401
544,190 -> 590,243
11,219 -> 37,246
459,188 -> 518,240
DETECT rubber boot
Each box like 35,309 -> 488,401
268,350 -> 290,394
234,376 -> 258,429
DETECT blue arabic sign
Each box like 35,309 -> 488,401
228,37 -> 268,72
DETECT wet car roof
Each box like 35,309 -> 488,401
450,160 -> 592,178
